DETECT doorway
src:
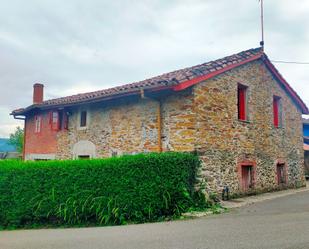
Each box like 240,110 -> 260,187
241,165 -> 254,191
276,163 -> 286,185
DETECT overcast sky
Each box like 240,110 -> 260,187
0,0 -> 308,137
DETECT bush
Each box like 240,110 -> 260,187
0,152 -> 207,228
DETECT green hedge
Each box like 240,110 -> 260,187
0,152 -> 206,228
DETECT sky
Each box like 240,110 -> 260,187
0,0 -> 308,137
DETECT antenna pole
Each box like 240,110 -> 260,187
260,0 -> 265,49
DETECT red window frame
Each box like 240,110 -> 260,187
275,160 -> 288,185
273,96 -> 282,128
238,84 -> 248,121
49,110 -> 69,131
238,161 -> 256,191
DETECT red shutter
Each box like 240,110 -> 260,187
273,97 -> 279,127
238,87 -> 246,120
49,111 -> 52,125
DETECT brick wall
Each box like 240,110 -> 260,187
24,112 -> 58,159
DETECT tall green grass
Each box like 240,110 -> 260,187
0,152 -> 208,229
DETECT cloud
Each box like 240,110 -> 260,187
0,0 -> 308,137
0,107 -> 23,138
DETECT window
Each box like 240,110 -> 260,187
273,96 -> 282,128
276,163 -> 286,185
49,110 -> 69,131
238,84 -> 248,121
34,115 -> 41,133
80,111 -> 87,127
51,111 -> 60,130
78,155 -> 90,160
241,165 -> 254,190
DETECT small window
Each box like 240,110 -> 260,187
34,115 -> 41,133
238,84 -> 248,121
273,96 -> 282,128
78,155 -> 90,160
241,165 -> 254,190
80,111 -> 87,127
276,163 -> 286,185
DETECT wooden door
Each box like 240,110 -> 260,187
277,164 -> 285,185
242,166 -> 253,190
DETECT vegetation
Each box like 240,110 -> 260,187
0,152 -> 213,229
8,126 -> 24,153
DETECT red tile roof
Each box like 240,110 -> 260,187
11,47 -> 309,115
304,144 -> 309,151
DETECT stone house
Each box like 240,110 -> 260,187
12,47 -> 309,194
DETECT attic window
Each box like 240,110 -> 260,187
238,84 -> 248,121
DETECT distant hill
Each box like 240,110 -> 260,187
0,138 -> 16,152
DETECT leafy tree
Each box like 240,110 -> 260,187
9,126 -> 24,153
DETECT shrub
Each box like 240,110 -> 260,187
0,152 -> 206,228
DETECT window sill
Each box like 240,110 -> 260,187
238,119 -> 250,124
77,126 -> 88,131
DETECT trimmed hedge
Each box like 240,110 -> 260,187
0,152 -> 206,228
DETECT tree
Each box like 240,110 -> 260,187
9,127 -> 24,153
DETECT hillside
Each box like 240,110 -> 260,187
0,138 -> 16,152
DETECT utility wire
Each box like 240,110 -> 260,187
271,60 -> 309,65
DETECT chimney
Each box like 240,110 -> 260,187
33,83 -> 44,104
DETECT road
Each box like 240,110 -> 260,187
1,190 -> 309,249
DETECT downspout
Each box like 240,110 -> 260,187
23,118 -> 26,160
140,89 -> 162,153
157,100 -> 162,153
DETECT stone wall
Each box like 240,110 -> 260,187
161,89 -> 196,152
56,90 -> 195,159
57,97 -> 158,159
305,151 -> 309,175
